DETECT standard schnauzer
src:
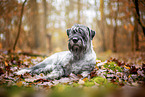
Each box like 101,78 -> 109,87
16,24 -> 96,79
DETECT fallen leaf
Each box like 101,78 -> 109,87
35,78 -> 49,82
124,65 -> 130,69
132,81 -> 139,86
78,79 -> 85,85
90,71 -> 97,78
142,63 -> 145,72
16,81 -> 23,87
0,68 -> 4,75
130,66 -> 138,74
59,78 -> 70,84
5,61 -> 8,66
83,78 -> 88,82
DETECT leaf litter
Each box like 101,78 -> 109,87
0,52 -> 145,97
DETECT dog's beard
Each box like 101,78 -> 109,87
72,45 -> 81,53
68,40 -> 87,60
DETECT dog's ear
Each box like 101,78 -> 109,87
67,28 -> 71,37
90,30 -> 96,40
87,27 -> 96,40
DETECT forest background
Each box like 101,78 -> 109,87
0,0 -> 145,56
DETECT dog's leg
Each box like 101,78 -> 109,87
81,71 -> 90,78
30,62 -> 46,70
15,62 -> 46,75
15,68 -> 31,75
80,63 -> 95,78
15,53 -> 59,75
43,67 -> 64,80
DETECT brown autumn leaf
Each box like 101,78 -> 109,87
0,68 -> 4,75
119,82 -> 124,86
16,81 -> 23,87
5,65 -> 11,71
35,78 -> 49,83
117,62 -> 123,66
75,74 -> 82,78
90,71 -> 97,78
5,61 -> 8,66
83,78 -> 88,82
142,63 -> 145,72
130,66 -> 138,74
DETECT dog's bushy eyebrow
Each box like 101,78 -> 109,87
72,26 -> 89,37
78,28 -> 84,33
72,27 -> 79,34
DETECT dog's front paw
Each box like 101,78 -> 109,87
14,69 -> 31,75
81,71 -> 89,78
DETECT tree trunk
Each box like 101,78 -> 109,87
113,24 -> 117,52
131,29 -> 135,52
6,30 -> 10,49
30,0 -> 40,49
42,0 -> 47,51
113,0 -> 119,53
134,13 -> 139,51
13,0 -> 27,50
100,0 -> 106,51
133,0 -> 145,36
47,34 -> 52,53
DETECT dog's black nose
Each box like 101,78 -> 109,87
73,38 -> 78,43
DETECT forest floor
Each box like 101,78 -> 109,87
0,51 -> 145,97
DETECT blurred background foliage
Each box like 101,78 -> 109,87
0,0 -> 145,55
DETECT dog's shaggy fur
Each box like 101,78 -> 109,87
16,24 -> 96,79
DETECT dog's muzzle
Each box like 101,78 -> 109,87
68,36 -> 83,53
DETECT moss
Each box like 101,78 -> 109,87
84,77 -> 108,87
54,84 -> 71,90
84,81 -> 95,87
104,62 -> 122,72
104,82 -> 118,88
73,83 -> 80,87
92,77 -> 107,84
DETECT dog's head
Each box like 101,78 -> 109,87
67,24 -> 95,59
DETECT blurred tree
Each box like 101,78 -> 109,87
13,0 -> 27,50
134,13 -> 139,51
113,0 -> 119,52
65,0 -> 72,28
132,0 -> 145,36
31,0 -> 40,49
65,0 -> 77,28
42,0 -> 48,51
43,0 -> 53,53
77,0 -> 80,24
0,0 -> 20,49
100,0 -> 106,51
26,0 -> 40,49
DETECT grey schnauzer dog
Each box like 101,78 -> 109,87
16,24 -> 96,79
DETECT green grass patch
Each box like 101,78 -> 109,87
104,62 -> 122,72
